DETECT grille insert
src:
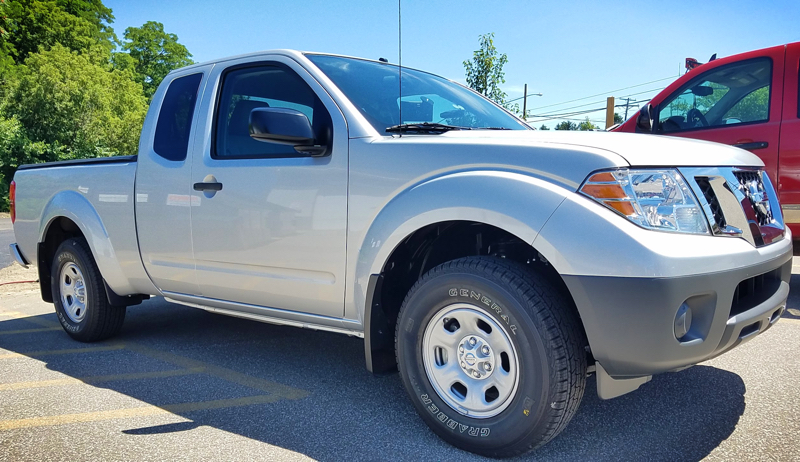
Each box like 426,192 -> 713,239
734,170 -> 773,226
695,177 -> 726,230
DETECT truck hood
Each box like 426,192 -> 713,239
435,129 -> 764,168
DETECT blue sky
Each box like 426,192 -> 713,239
106,0 -> 799,128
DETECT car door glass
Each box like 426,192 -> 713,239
153,73 -> 203,161
214,64 -> 330,159
658,58 -> 771,133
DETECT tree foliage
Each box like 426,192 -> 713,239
2,0 -> 114,65
120,21 -> 192,98
578,117 -> 598,131
554,121 -> 577,130
539,124 -> 550,130
4,44 -> 147,158
463,32 -> 508,105
0,2 -> 192,211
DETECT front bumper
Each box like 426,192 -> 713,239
563,243 -> 792,380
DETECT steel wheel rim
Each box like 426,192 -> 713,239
59,262 -> 87,323
422,303 -> 520,419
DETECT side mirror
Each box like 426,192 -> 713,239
249,107 -> 327,156
636,103 -> 657,133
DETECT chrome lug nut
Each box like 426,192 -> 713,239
485,363 -> 492,371
459,346 -> 464,352
472,371 -> 480,378
481,346 -> 490,355
469,337 -> 477,346
461,362 -> 466,368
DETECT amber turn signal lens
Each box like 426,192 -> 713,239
586,172 -> 616,183
604,200 -> 635,216
580,184 -> 627,199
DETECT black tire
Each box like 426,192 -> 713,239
51,238 -> 126,342
395,257 -> 586,458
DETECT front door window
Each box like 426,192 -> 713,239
658,58 -> 771,133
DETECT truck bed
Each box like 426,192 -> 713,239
12,156 -> 154,298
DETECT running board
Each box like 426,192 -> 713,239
163,296 -> 364,338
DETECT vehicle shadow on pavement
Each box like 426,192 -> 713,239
0,300 -> 746,461
785,274 -> 800,321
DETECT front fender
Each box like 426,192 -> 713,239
350,170 -> 572,324
39,191 -> 134,295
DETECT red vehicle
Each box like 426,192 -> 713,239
615,42 -> 800,237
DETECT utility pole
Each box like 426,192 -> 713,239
605,96 -> 615,129
618,97 -> 637,120
518,87 -> 542,121
522,84 -> 527,121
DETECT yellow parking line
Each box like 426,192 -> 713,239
0,327 -> 62,336
0,344 -> 125,360
0,311 -> 309,400
124,343 -> 309,400
0,394 -> 282,431
0,367 -> 206,391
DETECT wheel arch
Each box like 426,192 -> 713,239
357,171 -> 587,373
37,192 -> 143,306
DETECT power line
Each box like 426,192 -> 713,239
528,99 -> 654,123
525,76 -> 677,112
527,85 -> 667,118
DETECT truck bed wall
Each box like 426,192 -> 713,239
12,161 -> 158,297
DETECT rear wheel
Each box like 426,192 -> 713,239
396,257 -> 586,457
51,238 -> 126,342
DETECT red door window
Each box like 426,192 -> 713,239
653,52 -> 784,184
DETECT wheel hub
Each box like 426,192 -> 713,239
457,335 -> 494,379
59,262 -> 87,323
421,303 -> 520,419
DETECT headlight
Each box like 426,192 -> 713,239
580,168 -> 709,234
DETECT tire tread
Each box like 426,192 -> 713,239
395,256 -> 587,458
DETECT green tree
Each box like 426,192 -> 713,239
120,21 -> 192,98
54,0 -> 114,37
539,124 -> 549,130
3,44 -> 147,160
614,112 -> 623,124
578,117 -> 598,131
0,0 -> 16,77
463,32 -> 508,105
3,0 -> 114,65
554,121 -> 577,130
0,114 -> 61,210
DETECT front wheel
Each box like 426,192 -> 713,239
396,257 -> 586,458
51,238 -> 126,342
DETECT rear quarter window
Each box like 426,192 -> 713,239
153,73 -> 203,161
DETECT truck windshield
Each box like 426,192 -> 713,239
306,54 -> 529,134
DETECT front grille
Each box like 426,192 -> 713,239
695,177 -> 726,230
734,170 -> 773,226
730,268 -> 781,317
685,167 -> 784,248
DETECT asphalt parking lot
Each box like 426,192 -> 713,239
0,260 -> 798,461
0,217 -> 14,269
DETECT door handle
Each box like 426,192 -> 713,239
193,182 -> 223,192
733,141 -> 768,150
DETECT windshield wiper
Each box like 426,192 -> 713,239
385,122 -> 470,134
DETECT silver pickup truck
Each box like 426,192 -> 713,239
9,50 -> 792,457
